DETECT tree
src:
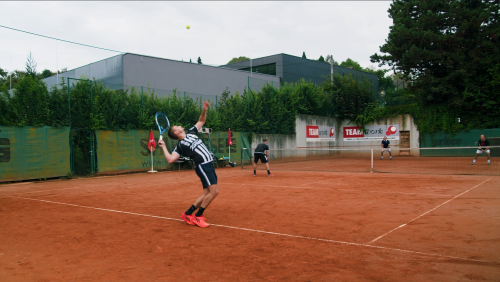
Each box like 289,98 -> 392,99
325,55 -> 339,66
227,56 -> 250,64
370,0 -> 500,128
323,73 -> 375,120
41,69 -> 53,79
340,58 -> 363,71
302,52 -> 307,59
197,57 -> 202,64
318,55 -> 325,62
25,52 -> 37,79
189,59 -> 192,63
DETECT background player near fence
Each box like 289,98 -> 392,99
253,138 -> 274,177
158,101 -> 218,228
381,136 -> 392,160
471,134 -> 491,165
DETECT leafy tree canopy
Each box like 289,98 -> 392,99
371,0 -> 499,105
197,57 -> 202,64
227,56 -> 250,64
302,52 -> 307,59
340,58 -> 363,71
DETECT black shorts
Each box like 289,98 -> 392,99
254,153 -> 268,164
195,162 -> 218,189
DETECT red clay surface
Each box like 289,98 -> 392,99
1,162 -> 499,281
246,156 -> 500,175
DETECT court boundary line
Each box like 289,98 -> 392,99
7,195 -> 493,264
223,183 -> 452,197
367,178 -> 492,244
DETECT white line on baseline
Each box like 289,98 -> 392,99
223,183 -> 451,196
337,189 -> 452,197
8,195 -> 493,264
223,183 -> 331,190
367,178 -> 492,244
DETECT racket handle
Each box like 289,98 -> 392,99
159,135 -> 163,141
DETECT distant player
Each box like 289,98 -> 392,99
381,136 -> 392,160
471,134 -> 491,166
253,138 -> 274,177
158,101 -> 218,228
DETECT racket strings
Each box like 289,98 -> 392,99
157,116 -> 169,130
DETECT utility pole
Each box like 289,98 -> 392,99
329,57 -> 334,82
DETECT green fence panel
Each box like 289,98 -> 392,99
95,130 -> 250,173
96,130 -> 175,173
206,131 -> 250,165
0,126 -> 71,182
420,128 -> 500,157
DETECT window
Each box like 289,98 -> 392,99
240,63 -> 276,76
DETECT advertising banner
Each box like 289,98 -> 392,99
343,125 -> 400,141
306,125 -> 335,142
0,126 -> 71,182
95,129 -> 250,173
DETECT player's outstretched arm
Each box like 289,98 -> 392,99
195,101 -> 210,129
158,140 -> 180,163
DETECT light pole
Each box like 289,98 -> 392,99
329,57 -> 334,82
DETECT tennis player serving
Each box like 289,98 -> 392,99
158,101 -> 218,228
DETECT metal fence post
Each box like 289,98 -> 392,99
67,77 -> 71,125
90,81 -> 94,174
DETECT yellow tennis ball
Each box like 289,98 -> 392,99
186,25 -> 190,29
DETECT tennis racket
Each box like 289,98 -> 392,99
155,112 -> 170,141
268,154 -> 275,162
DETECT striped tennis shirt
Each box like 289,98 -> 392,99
172,126 -> 213,166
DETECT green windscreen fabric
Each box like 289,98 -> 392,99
0,126 -> 71,182
420,128 -> 500,156
95,129 -> 250,173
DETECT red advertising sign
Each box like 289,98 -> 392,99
343,126 -> 364,138
306,125 -> 335,141
343,125 -> 400,141
306,125 -> 319,138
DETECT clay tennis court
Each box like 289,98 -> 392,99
1,160 -> 499,281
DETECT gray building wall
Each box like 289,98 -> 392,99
42,53 -> 279,98
122,53 -> 279,98
221,53 -> 380,94
42,54 -> 124,91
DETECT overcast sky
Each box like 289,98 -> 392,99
0,1 -> 393,74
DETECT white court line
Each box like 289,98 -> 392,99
337,189 -> 452,197
10,186 -> 85,195
223,183 -> 331,190
223,183 -> 450,196
368,178 -> 492,244
8,195 -> 492,264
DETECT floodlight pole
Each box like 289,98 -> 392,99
329,57 -> 334,82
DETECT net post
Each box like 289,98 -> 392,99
371,149 -> 373,172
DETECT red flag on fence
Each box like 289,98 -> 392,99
148,129 -> 156,152
228,128 -> 233,146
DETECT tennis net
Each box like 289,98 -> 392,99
240,146 -> 500,176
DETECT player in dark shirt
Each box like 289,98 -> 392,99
471,134 -> 491,165
253,139 -> 274,177
158,101 -> 217,228
380,136 -> 392,160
